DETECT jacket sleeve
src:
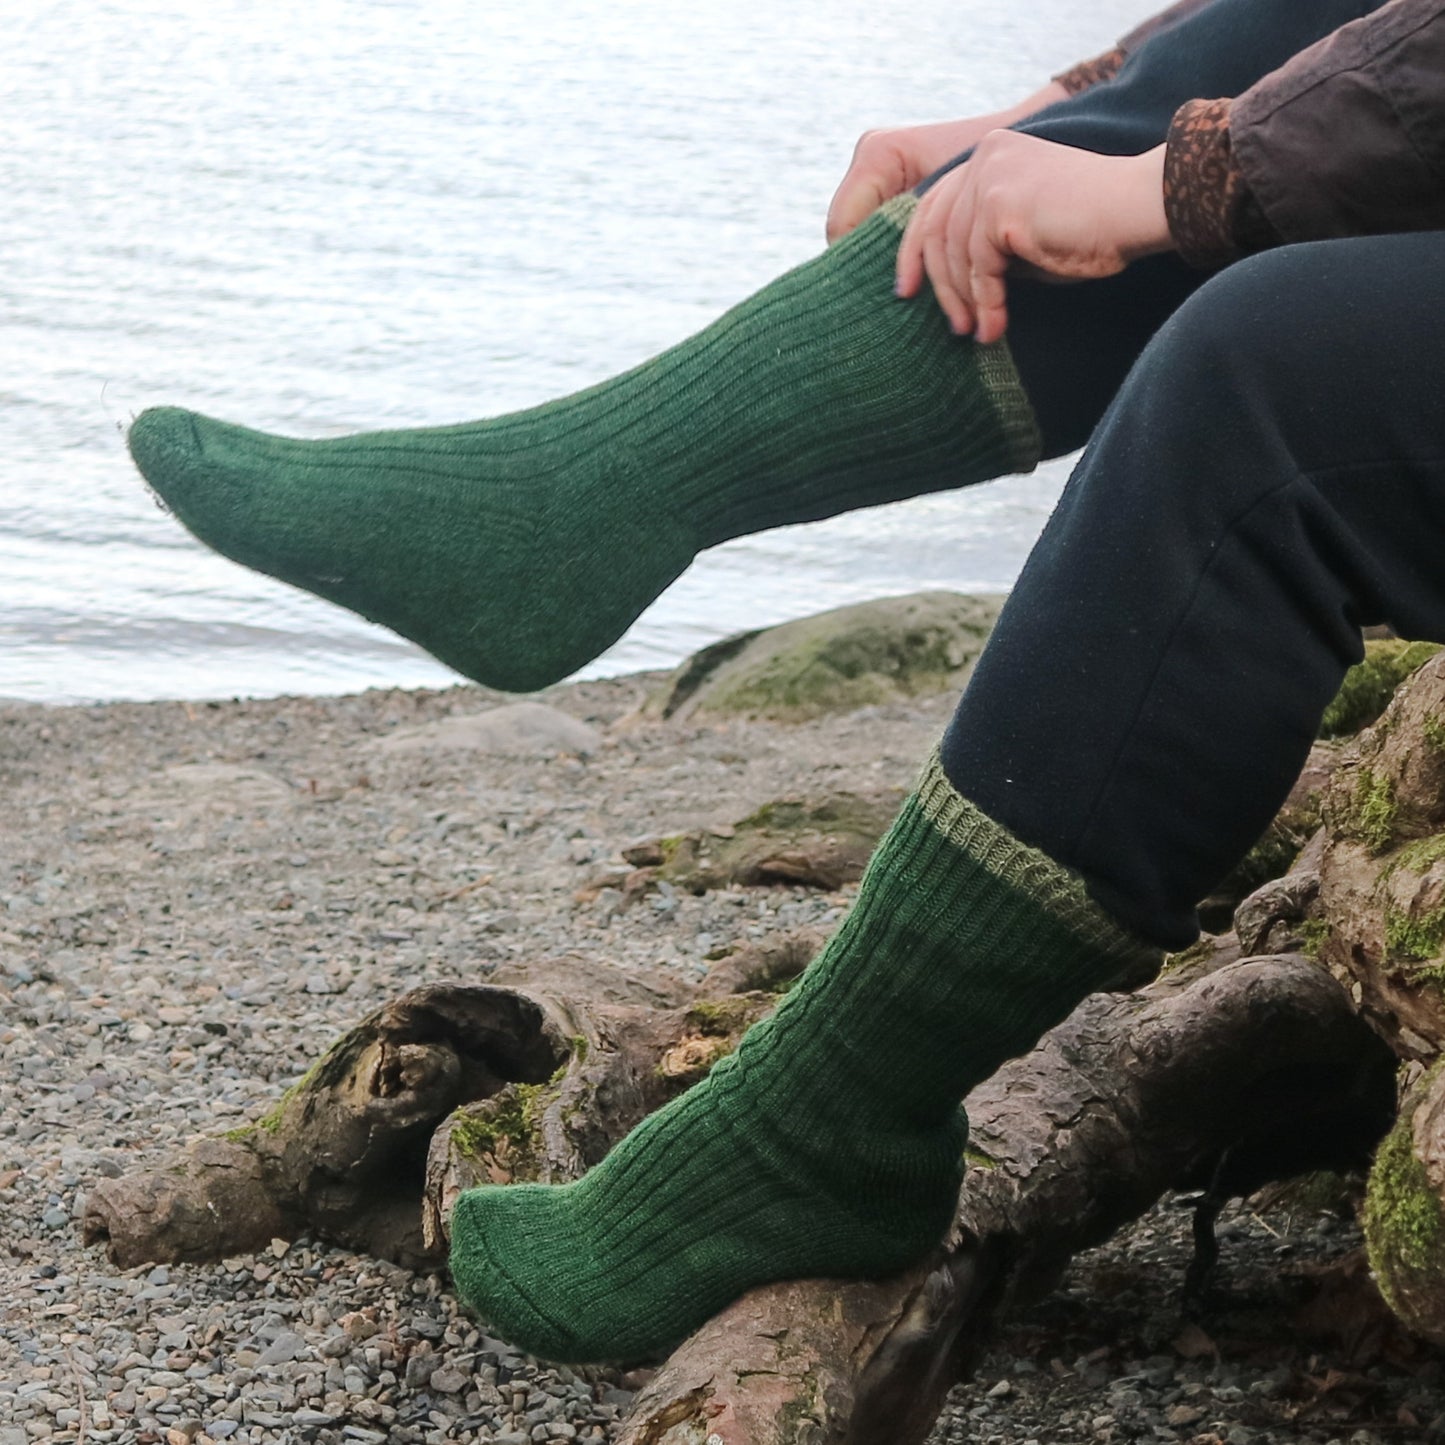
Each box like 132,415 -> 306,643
1165,0 -> 1445,265
1055,0 -> 1219,95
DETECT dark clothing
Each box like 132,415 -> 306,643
1170,0 -> 1445,264
942,232 -> 1445,949
1050,0 -> 1445,266
928,9 -> 1445,947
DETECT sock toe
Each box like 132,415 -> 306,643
449,1187 -> 586,1362
127,406 -> 208,500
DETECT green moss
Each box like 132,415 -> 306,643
1352,768 -> 1399,853
1424,714 -> 1445,752
1161,937 -> 1222,975
449,1079 -> 554,1181
570,1034 -> 589,1064
774,1369 -> 824,1441
684,997 -> 764,1037
1385,903 -> 1445,964
1299,918 -> 1333,958
1393,835 -> 1445,874
1364,1089 -> 1445,1314
1319,639 -> 1443,739
964,1146 -> 999,1171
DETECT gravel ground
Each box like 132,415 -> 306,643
2,675 -> 1441,1444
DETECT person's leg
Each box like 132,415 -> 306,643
127,0 -> 1377,694
447,232 -> 1445,1363
945,232 -> 1445,949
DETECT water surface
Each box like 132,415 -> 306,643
2,0 -> 1148,702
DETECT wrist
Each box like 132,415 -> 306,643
1119,146 -> 1173,260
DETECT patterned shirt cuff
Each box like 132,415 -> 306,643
1052,46 -> 1127,96
1163,97 -> 1280,269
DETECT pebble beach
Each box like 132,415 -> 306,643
3,673 -> 1443,1444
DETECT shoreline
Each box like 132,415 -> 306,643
3,674 -> 1440,1443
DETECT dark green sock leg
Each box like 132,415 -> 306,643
447,751 -> 1157,1361
129,197 -> 1039,692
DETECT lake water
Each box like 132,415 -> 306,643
3,0 -> 1148,703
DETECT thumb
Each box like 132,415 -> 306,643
826,173 -> 887,243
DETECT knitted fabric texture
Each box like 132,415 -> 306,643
448,751 -> 1157,1362
128,196 -> 1039,693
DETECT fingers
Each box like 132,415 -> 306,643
966,223 -> 1011,345
896,171 -> 977,336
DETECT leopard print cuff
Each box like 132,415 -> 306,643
1052,47 -> 1127,97
1164,98 -> 1247,269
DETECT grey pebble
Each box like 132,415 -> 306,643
427,1364 -> 471,1394
255,1330 -> 309,1366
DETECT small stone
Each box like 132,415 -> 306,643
255,1331 -> 307,1366
427,1365 -> 470,1395
1167,1405 -> 1205,1427
987,1380 -> 1013,1399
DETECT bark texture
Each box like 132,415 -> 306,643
1257,654 -> 1445,1346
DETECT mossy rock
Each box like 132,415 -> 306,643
1319,639 -> 1443,740
626,790 -> 904,894
647,592 -> 1004,722
1363,1062 -> 1445,1345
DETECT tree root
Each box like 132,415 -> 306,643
83,940 -> 1395,1445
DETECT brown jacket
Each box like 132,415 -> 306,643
1060,0 -> 1445,267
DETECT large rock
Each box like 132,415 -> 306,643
1364,1060 -> 1445,1346
647,592 -> 1004,722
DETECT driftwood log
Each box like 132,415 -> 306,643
83,926 -> 1395,1445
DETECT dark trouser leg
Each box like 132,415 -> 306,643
941,233 -> 1445,948
980,0 -> 1389,456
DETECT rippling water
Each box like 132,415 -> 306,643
3,0 -> 1145,702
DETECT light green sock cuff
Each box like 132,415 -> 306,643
877,194 -> 1042,477
913,748 -> 1161,984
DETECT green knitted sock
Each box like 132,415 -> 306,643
127,196 -> 1039,693
448,752 -> 1157,1362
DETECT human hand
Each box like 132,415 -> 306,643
826,82 -> 1070,243
895,131 -> 1173,344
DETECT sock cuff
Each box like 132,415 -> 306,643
877,196 -> 1041,475
913,748 -> 1160,982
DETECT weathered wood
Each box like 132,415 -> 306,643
83,939 -> 1394,1445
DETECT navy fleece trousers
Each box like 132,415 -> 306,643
913,0 -> 1434,948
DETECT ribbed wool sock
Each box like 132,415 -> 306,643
127,196 -> 1039,693
448,752 -> 1158,1362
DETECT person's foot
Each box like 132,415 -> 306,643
449,1046 -> 967,1363
448,754 -> 1157,1361
128,199 -> 1039,692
